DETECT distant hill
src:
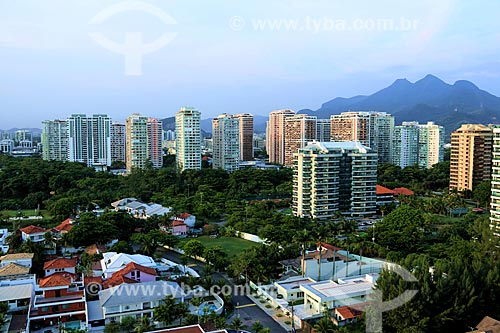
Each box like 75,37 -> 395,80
162,115 -> 268,135
299,74 -> 500,135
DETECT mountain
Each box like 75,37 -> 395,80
160,117 -> 211,138
0,128 -> 42,135
300,74 -> 500,134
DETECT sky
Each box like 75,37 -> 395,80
1,0 -> 500,128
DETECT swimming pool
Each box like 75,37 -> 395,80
64,321 -> 81,330
198,302 -> 218,315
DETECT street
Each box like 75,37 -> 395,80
160,249 -> 287,333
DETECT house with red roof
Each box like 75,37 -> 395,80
333,305 -> 363,326
161,220 -> 189,237
393,187 -> 415,196
103,262 -> 157,289
30,272 -> 86,331
51,218 -> 74,238
20,225 -> 47,243
174,213 -> 196,228
43,258 -> 77,276
376,185 -> 395,206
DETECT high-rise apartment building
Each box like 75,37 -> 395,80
316,119 -> 331,142
67,114 -> 111,167
125,114 -> 163,171
212,114 -> 240,172
490,127 -> 500,235
330,111 -> 394,163
41,120 -> 68,161
234,113 -> 254,161
418,121 -> 444,168
266,109 -> 295,165
175,107 -> 201,171
449,124 -> 493,192
110,123 -> 126,165
284,114 -> 317,166
392,121 -> 443,169
292,141 -> 377,219
147,118 -> 163,169
14,130 -> 33,148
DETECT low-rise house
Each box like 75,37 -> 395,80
103,262 -> 157,288
101,252 -> 157,278
51,218 -> 74,238
20,225 -> 47,243
96,280 -> 185,324
175,213 -> 196,228
0,253 -> 34,268
376,185 -> 395,206
43,258 -> 77,276
393,187 -> 414,196
29,272 -> 86,332
332,305 -> 363,326
111,198 -> 172,219
298,273 -> 379,318
0,284 -> 33,312
274,276 -> 315,302
0,262 -> 36,287
0,228 -> 11,253
466,316 -> 500,333
161,220 -> 189,237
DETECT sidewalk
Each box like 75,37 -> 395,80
246,293 -> 294,332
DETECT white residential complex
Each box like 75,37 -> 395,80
292,141 -> 377,219
392,121 -> 444,168
67,114 -> 111,167
212,114 -> 240,172
41,119 -> 68,161
125,114 -> 163,171
175,107 -> 202,171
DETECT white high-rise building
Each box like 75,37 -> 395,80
212,114 -> 240,172
316,119 -> 331,142
125,114 -> 163,171
41,120 -> 68,161
175,107 -> 201,171
110,123 -> 126,165
293,141 -> 378,219
67,114 -> 111,167
392,121 -> 444,169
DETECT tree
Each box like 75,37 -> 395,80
109,240 -> 134,254
120,316 -> 137,332
133,317 -> 153,333
131,230 -> 179,257
293,229 -> 313,277
190,297 -> 203,324
473,181 -> 491,208
203,246 -> 228,271
154,295 -> 178,326
229,317 -> 246,330
183,239 -> 205,259
67,213 -> 119,247
104,322 -> 120,333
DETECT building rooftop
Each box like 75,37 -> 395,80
301,141 -> 373,154
43,258 -> 77,270
0,284 -> 32,302
393,187 -> 415,196
376,185 -> 395,195
0,253 -> 34,261
300,274 -> 378,300
467,316 -> 500,333
19,225 -> 46,235
52,218 -> 74,233
38,272 -> 77,288
0,263 -> 30,276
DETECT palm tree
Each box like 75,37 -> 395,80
133,317 -> 152,333
293,229 -> 312,277
229,317 -> 246,330
190,297 -> 203,324
313,317 -> 335,333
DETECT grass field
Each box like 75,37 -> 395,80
1,209 -> 50,217
178,235 -> 256,257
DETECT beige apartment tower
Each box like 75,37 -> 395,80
449,124 -> 492,192
284,114 -> 317,166
234,113 -> 254,161
266,109 -> 295,164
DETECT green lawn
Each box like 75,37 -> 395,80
179,236 -> 256,257
1,209 -> 49,218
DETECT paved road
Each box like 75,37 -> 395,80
160,248 -> 287,333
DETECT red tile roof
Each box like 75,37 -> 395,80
335,306 -> 363,320
376,185 -> 395,195
103,262 -> 157,289
53,218 -> 74,233
320,243 -> 343,252
43,258 -> 77,270
39,272 -> 77,288
178,213 -> 191,219
393,187 -> 415,196
171,220 -> 187,227
84,276 -> 103,286
20,225 -> 46,235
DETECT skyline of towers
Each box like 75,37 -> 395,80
176,107 -> 202,172
212,114 -> 240,172
449,124 -> 493,192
